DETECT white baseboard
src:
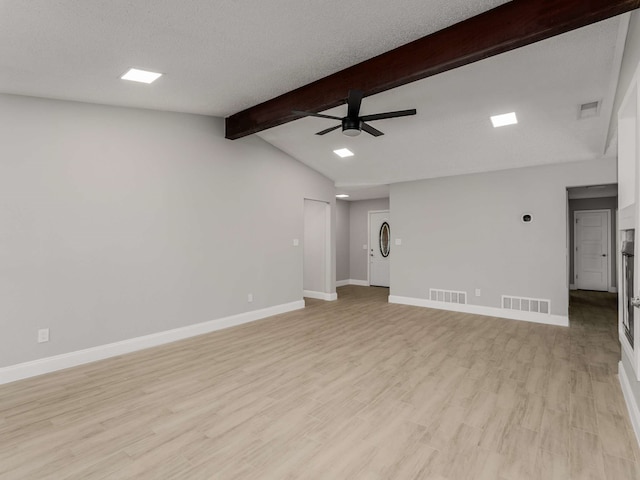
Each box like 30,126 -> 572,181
0,300 -> 305,386
303,290 -> 337,301
388,295 -> 569,327
619,361 -> 640,448
336,279 -> 369,288
570,284 -> 618,293
335,279 -> 370,287
335,279 -> 369,287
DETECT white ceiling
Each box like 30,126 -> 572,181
0,1 -> 628,201
0,0 -> 509,116
568,184 -> 618,199
259,16 -> 628,196
336,185 -> 390,202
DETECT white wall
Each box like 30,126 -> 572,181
349,198 -> 390,282
609,11 -> 640,150
621,353 -> 640,431
0,94 -> 335,368
336,200 -> 350,282
303,199 -> 328,293
615,11 -> 640,438
390,159 -> 616,317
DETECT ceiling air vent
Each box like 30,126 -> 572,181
579,101 -> 600,119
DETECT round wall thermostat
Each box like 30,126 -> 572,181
521,213 -> 533,223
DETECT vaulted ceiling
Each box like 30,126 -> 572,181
0,1 -> 635,199
259,16 -> 628,189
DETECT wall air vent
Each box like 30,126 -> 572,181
502,295 -> 550,315
429,289 -> 467,305
579,101 -> 600,119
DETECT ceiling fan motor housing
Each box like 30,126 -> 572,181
342,117 -> 362,136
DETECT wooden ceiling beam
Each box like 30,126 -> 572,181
225,0 -> 640,140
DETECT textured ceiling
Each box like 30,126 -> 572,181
258,16 -> 628,192
0,2 -> 629,199
0,0 -> 509,116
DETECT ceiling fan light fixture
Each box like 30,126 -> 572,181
342,117 -> 361,136
294,90 -> 416,138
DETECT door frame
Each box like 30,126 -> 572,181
367,209 -> 390,286
573,208 -> 612,291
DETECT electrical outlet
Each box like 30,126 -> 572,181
38,328 -> 49,343
292,239 -> 299,246
362,244 -> 367,250
248,293 -> 253,303
475,289 -> 481,297
395,238 -> 402,245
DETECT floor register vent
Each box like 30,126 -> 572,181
502,295 -> 550,315
429,289 -> 467,305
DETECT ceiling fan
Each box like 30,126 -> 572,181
292,90 -> 416,137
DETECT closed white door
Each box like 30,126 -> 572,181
369,211 -> 390,287
575,210 -> 609,291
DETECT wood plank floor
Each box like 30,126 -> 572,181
1,286 -> 638,479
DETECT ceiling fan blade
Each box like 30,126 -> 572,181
361,123 -> 384,137
347,90 -> 363,119
359,109 -> 417,122
292,110 -> 342,121
315,125 -> 342,136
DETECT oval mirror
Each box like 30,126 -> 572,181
379,221 -> 390,258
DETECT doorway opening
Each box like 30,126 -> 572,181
567,185 -> 619,331
303,199 -> 334,301
567,185 -> 618,293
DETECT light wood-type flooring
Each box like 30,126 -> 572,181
1,286 -> 639,479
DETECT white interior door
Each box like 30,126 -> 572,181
369,211 -> 390,287
575,210 -> 609,291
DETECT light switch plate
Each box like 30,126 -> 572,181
362,244 -> 367,250
293,239 -> 299,246
395,238 -> 402,245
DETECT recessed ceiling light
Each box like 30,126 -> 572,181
336,194 -> 350,198
333,148 -> 354,158
121,68 -> 163,84
491,112 -> 518,128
